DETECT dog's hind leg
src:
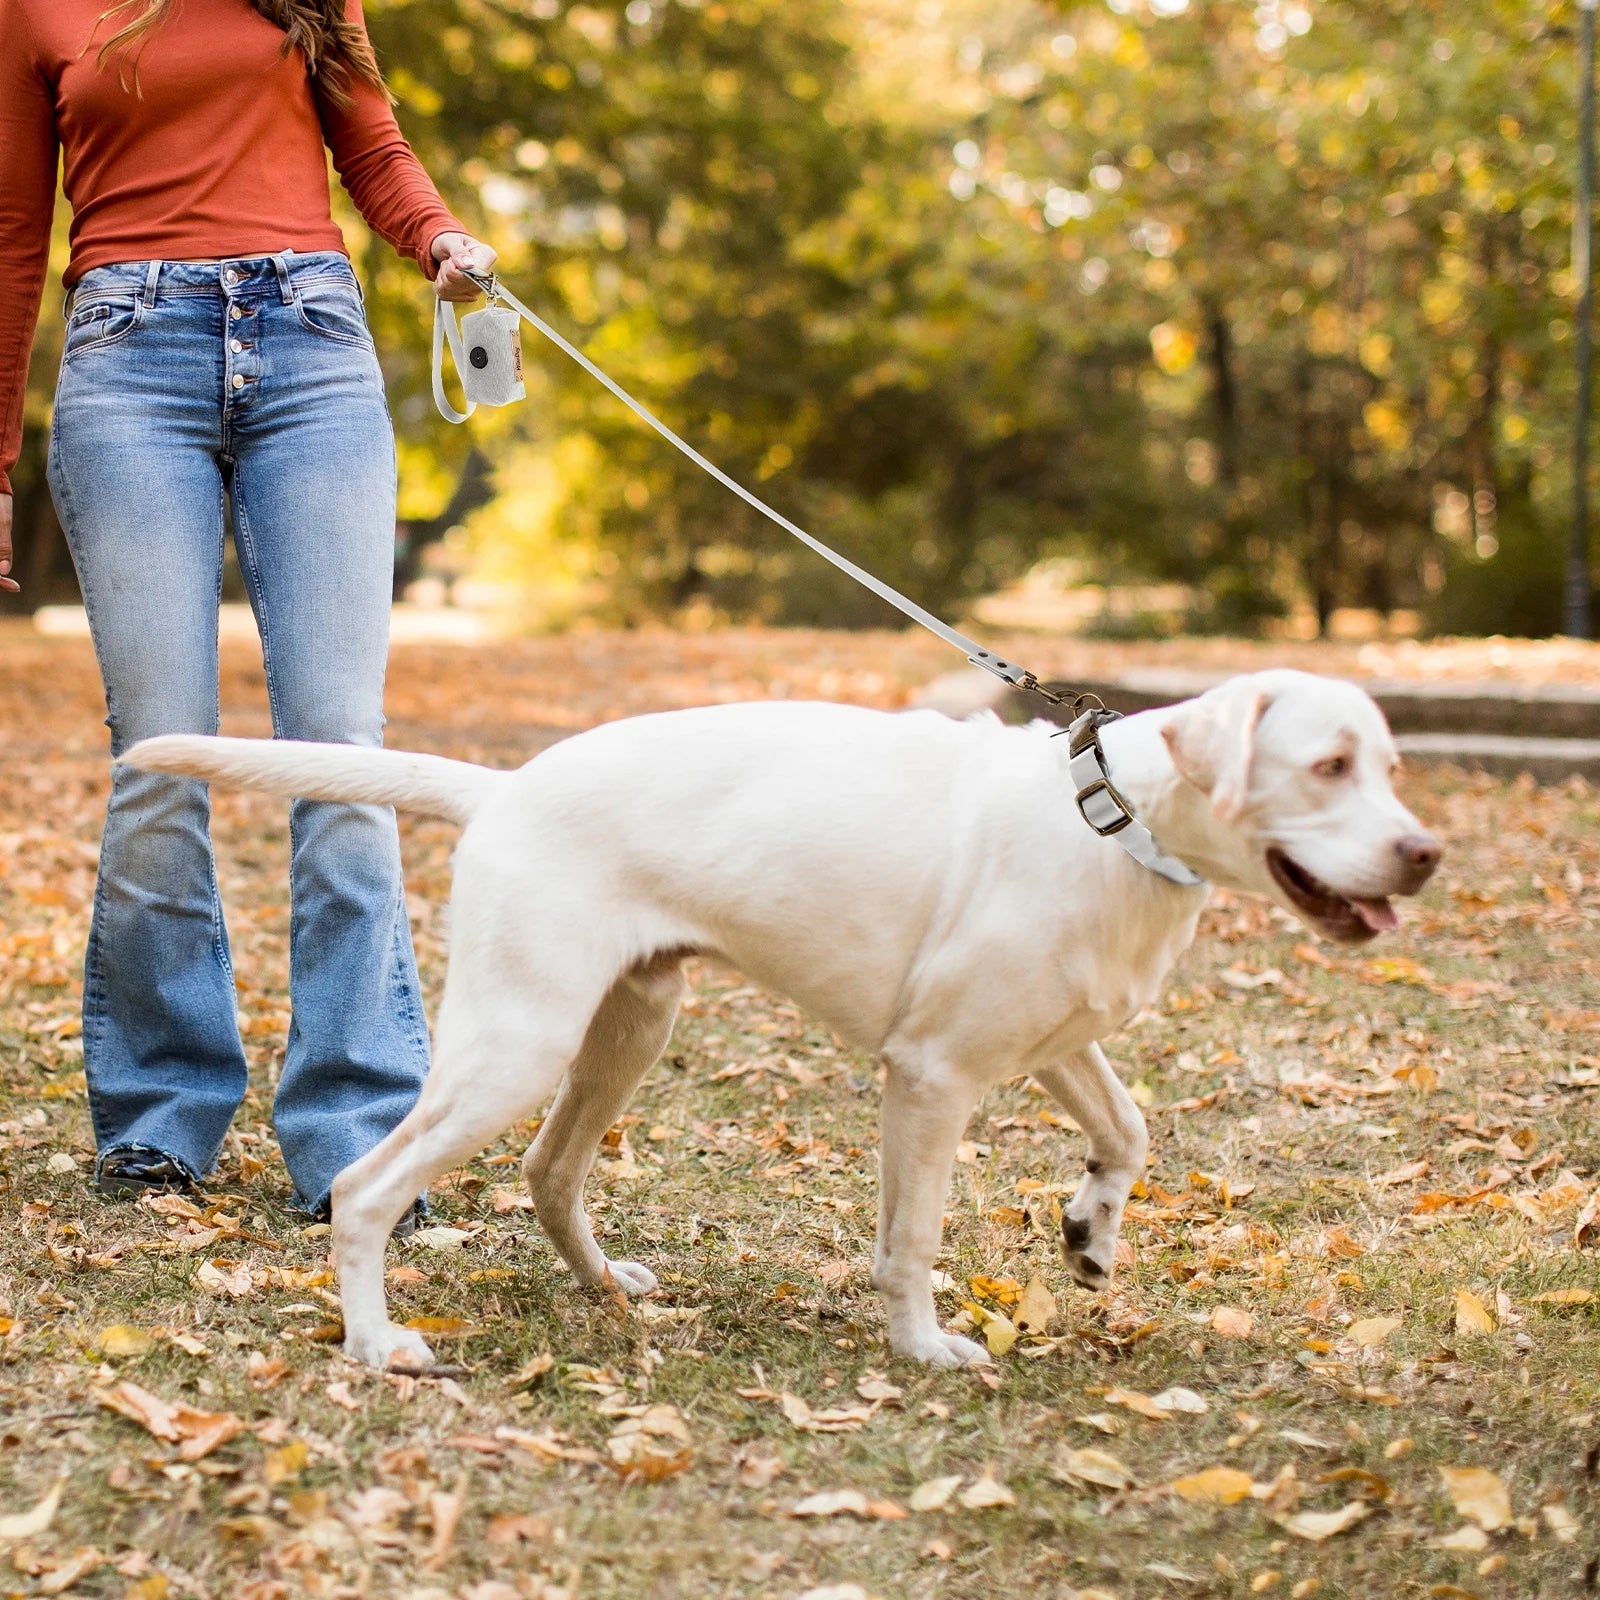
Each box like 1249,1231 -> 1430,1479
1030,1044 -> 1148,1290
522,952 -> 687,1295
333,970 -> 610,1371
871,1049 -> 989,1368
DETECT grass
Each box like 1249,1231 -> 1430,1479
0,629 -> 1597,1600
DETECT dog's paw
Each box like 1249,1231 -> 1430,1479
344,1321 -> 435,1372
897,1329 -> 992,1370
602,1259 -> 658,1296
1062,1212 -> 1115,1290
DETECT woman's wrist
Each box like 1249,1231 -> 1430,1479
430,231 -> 499,302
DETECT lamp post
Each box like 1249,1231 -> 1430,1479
1571,0 -> 1598,637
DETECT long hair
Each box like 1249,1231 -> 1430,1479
95,0 -> 390,107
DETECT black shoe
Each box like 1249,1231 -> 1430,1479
97,1147 -> 196,1199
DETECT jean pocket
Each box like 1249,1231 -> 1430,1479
293,280 -> 374,348
62,296 -> 144,364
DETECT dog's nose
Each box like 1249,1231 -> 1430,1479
1394,832 -> 1441,887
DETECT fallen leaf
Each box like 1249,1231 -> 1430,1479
738,1451 -> 785,1490
422,1473 -> 467,1569
957,1469 -> 1015,1509
1170,1466 -> 1256,1505
1454,1289 -> 1495,1337
1542,1502 -> 1580,1543
1055,1447 -> 1137,1490
1374,1158 -> 1430,1187
855,1376 -> 902,1404
1439,1465 -> 1511,1531
410,1226 -> 475,1252
1281,1501 -> 1370,1541
1014,1275 -> 1056,1336
1432,1524 -> 1489,1552
1348,1316 -> 1402,1349
195,1258 -> 255,1299
1532,1288 -> 1594,1306
96,1325 -> 155,1359
486,1512 -> 551,1546
1107,1386 -> 1173,1420
0,1476 -> 66,1540
788,1489 -> 870,1519
262,1440 -> 309,1486
37,1549 -> 100,1595
1150,1386 -> 1210,1415
403,1316 -> 478,1338
1575,1193 -> 1600,1248
94,1382 -> 244,1460
908,1475 -> 963,1512
1211,1306 -> 1254,1339
777,1392 -> 873,1434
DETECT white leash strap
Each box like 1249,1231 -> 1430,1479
432,298 -> 476,424
432,279 -> 1043,697
431,278 -> 1207,888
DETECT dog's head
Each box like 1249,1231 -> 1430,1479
1160,669 -> 1439,943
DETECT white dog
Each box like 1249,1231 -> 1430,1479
126,668 -> 1439,1370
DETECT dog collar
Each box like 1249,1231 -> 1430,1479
1064,708 -> 1207,888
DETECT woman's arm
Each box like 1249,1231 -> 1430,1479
316,0 -> 495,299
0,0 -> 59,589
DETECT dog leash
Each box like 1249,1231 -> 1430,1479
431,274 -> 1204,888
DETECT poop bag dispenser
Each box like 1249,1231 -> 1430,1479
457,303 -> 526,407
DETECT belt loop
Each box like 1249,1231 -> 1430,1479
142,260 -> 161,309
273,252 -> 294,305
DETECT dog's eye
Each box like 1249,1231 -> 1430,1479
1312,755 -> 1351,779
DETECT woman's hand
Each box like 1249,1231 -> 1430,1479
431,233 -> 499,302
0,495 -> 20,593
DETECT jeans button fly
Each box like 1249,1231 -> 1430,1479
231,305 -> 244,320
232,373 -> 246,390
231,339 -> 243,353
224,270 -> 239,286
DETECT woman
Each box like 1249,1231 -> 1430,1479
0,0 -> 495,1215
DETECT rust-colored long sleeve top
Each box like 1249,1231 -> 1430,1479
0,0 -> 466,493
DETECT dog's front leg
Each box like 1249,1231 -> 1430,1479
871,1053 -> 989,1368
1030,1044 -> 1148,1289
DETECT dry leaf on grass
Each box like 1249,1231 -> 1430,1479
1542,1503 -> 1580,1543
1211,1306 -> 1254,1339
1453,1289 -> 1496,1337
1280,1501 -> 1370,1541
1439,1466 -> 1511,1531
1170,1467 -> 1255,1505
1348,1316 -> 1402,1349
94,1381 -> 244,1461
1106,1386 -> 1174,1420
957,1470 -> 1015,1510
1573,1192 -> 1599,1249
1150,1386 -> 1209,1415
0,1475 -> 66,1540
196,1258 -> 256,1299
1432,1524 -> 1489,1552
787,1489 -> 903,1520
1013,1276 -> 1056,1336
36,1549 -> 100,1595
96,1325 -> 155,1358
854,1376 -> 902,1404
777,1392 -> 874,1434
1532,1288 -> 1594,1306
908,1475 -> 963,1512
1054,1447 -> 1137,1490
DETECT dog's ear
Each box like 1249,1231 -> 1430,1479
1162,685 -> 1270,822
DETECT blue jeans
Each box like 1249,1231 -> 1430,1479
47,251 -> 431,1211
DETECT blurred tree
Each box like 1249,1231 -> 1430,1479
5,0 -> 1595,634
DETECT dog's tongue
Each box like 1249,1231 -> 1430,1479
1351,896 -> 1398,933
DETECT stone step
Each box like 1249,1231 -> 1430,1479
912,668 -> 1600,782
1008,667 -> 1600,740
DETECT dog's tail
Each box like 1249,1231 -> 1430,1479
121,735 -> 505,825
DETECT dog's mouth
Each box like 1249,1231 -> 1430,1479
1265,847 -> 1397,944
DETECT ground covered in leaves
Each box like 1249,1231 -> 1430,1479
1,625 -> 1598,1600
